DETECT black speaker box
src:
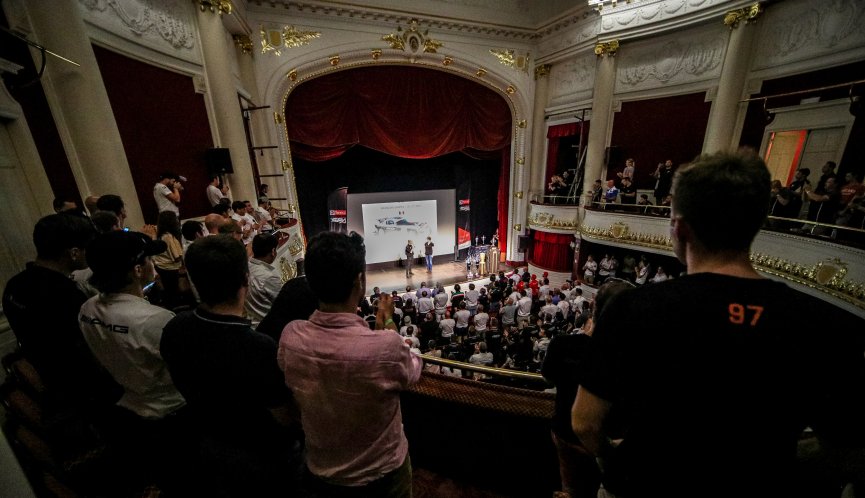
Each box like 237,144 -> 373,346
206,147 -> 233,174
517,235 -> 530,253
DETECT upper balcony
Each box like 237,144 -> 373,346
528,198 -> 865,316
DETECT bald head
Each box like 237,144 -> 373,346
204,213 -> 224,235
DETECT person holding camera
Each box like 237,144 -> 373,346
154,171 -> 183,216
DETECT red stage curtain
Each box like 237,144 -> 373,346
529,231 -> 573,271
286,65 -> 512,256
545,123 -> 581,192
286,66 -> 511,160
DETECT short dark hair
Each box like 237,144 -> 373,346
52,198 -> 75,212
798,168 -> 810,177
181,220 -> 204,242
91,211 -> 120,234
672,152 -> 770,253
186,235 -> 248,306
33,214 -> 95,260
251,233 -> 278,258
212,203 -> 230,217
231,200 -> 246,212
96,194 -> 124,216
159,171 -> 178,181
304,231 -> 366,304
595,280 -> 635,318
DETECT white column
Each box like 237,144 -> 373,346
8,0 -> 145,227
584,43 -> 618,204
197,8 -> 257,205
703,7 -> 762,153
529,64 -> 552,200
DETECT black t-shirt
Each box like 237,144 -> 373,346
161,309 -> 292,448
2,263 -> 120,407
619,184 -> 637,204
580,273 -> 865,496
541,333 -> 592,445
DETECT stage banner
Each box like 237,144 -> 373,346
457,179 -> 471,252
327,187 -> 348,233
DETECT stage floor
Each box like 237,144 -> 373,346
365,260 -> 505,296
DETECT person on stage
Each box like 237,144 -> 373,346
404,240 -> 414,277
424,237 -> 434,272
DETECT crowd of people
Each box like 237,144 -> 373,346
4,152 -> 864,498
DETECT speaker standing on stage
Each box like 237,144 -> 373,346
424,237 -> 434,272
405,240 -> 414,278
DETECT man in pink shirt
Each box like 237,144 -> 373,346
278,231 -> 422,496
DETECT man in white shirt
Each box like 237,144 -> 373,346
454,301 -> 471,341
516,289 -> 532,328
230,200 -> 258,245
540,297 -> 558,320
245,234 -> 283,326
416,290 -> 434,315
439,311 -> 455,344
433,289 -> 449,322
206,175 -> 229,207
464,283 -> 480,316
255,197 -> 274,231
153,171 -> 182,216
473,304 -> 489,333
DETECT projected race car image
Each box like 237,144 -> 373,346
361,199 -> 438,263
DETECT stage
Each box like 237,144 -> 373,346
365,260 -> 506,296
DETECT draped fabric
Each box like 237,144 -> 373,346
545,123 -> 581,192
285,66 -> 512,254
529,231 -> 573,271
286,66 -> 512,160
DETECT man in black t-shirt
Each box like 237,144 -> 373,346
572,152 -> 865,498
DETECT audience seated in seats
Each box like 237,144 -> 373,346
245,234 -> 283,327
78,230 -> 192,494
571,151 -> 865,498
278,231 -> 422,497
256,276 -> 318,342
2,214 -> 121,453
211,202 -> 231,220
160,235 -> 304,497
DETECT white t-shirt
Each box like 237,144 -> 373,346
153,182 -> 179,215
454,309 -> 471,328
473,312 -> 489,331
79,293 -> 185,418
439,318 -> 455,338
207,184 -> 226,206
245,258 -> 283,326
517,296 -> 532,317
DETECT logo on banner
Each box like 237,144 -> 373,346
459,199 -> 470,212
329,209 -> 347,216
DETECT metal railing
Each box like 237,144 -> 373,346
418,353 -> 546,383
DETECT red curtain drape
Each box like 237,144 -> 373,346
286,66 -> 512,160
545,123 -> 581,192
529,231 -> 573,271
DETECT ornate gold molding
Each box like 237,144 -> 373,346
517,119 -> 527,128
476,68 -> 487,78
273,112 -> 284,124
281,159 -> 291,171
371,49 -> 382,60
381,19 -> 442,54
580,223 -> 672,249
329,55 -> 340,66
534,64 -> 552,80
287,69 -> 297,82
261,25 -> 321,56
514,191 -> 524,199
516,157 -> 525,165
513,224 -> 522,232
530,212 -> 578,229
506,85 -> 516,95
442,56 -> 453,66
198,0 -> 232,15
594,40 -> 619,57
750,254 -> 864,309
489,49 -> 529,72
723,3 -> 763,29
233,34 -> 253,55
279,257 -> 298,283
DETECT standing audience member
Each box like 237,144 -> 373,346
571,151 -> 865,498
245,234 -> 283,327
279,231 -> 421,497
153,211 -> 187,309
583,255 -> 598,285
207,175 -> 229,206
160,235 -> 303,497
256,276 -> 318,342
153,171 -> 182,216
78,231 -> 190,493
96,194 -> 128,228
651,160 -> 675,205
3,215 -> 120,426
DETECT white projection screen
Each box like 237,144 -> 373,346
347,189 -> 456,265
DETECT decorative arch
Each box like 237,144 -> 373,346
270,48 -> 532,261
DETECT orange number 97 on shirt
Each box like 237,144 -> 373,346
728,303 -> 764,326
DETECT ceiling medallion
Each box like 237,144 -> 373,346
261,25 -> 321,56
381,19 -> 443,54
489,49 -> 529,73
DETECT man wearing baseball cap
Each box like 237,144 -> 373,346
78,230 -> 189,492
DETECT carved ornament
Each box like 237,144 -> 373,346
197,0 -> 232,15
489,49 -> 529,73
443,56 -> 453,66
534,64 -> 552,80
618,37 -> 725,87
381,19 -> 442,54
594,40 -> 619,57
750,254 -> 864,310
233,35 -> 253,55
723,3 -> 763,29
80,0 -> 195,49
514,191 -> 524,199
261,25 -> 321,56
513,224 -> 522,232
371,49 -> 382,60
